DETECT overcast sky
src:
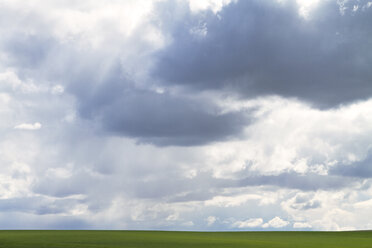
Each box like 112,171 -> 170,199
1,0 -> 372,231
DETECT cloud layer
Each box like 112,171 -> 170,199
0,0 -> 371,231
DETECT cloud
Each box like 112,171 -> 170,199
0,2 -> 251,146
14,122 -> 42,130
0,0 -> 372,232
232,218 -> 263,228
293,222 -> 312,228
290,194 -> 322,210
51,85 -> 64,95
236,173 -> 354,191
0,212 -> 89,230
77,86 -> 250,146
206,216 -> 217,226
330,151 -> 372,178
181,221 -> 194,227
262,216 -> 290,228
0,196 -> 84,215
153,0 -> 372,108
187,0 -> 234,13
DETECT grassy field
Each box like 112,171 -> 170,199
0,230 -> 371,248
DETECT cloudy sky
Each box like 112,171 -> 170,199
1,0 -> 372,231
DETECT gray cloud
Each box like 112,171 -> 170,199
32,173 -> 91,198
330,151 -> 372,178
153,0 -> 372,108
0,212 -> 89,230
0,197 -> 84,215
291,195 -> 322,210
1,0 -> 372,231
65,56 -> 249,146
0,20 -> 250,146
236,172 -> 355,191
130,171 -> 358,203
2,33 -> 54,69
97,90 -> 248,146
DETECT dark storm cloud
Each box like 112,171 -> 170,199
98,90 -> 248,146
153,0 -> 372,108
68,60 -> 249,146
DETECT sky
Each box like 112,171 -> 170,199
0,0 -> 372,231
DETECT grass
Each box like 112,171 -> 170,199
0,230 -> 371,248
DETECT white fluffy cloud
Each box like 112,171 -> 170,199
262,217 -> 290,228
14,122 -> 42,130
233,218 -> 263,228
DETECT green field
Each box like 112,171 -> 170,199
0,230 -> 371,248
